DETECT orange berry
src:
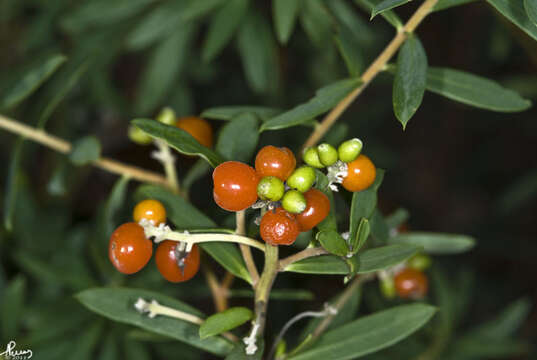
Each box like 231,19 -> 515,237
255,145 -> 296,181
175,116 -> 213,148
394,268 -> 428,299
109,222 -> 153,274
155,241 -> 200,282
296,189 -> 330,231
342,155 -> 376,192
133,199 -> 167,225
213,161 -> 259,211
260,207 -> 300,246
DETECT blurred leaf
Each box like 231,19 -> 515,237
200,307 -> 253,339
300,0 -> 334,47
526,0 -> 537,25
288,304 -> 436,360
497,168 -> 537,214
393,35 -> 427,129
4,139 -> 24,231
46,157 -> 70,196
202,0 -> 249,62
369,209 -> 390,243
99,332 -> 119,360
76,288 -> 234,355
69,136 -> 101,166
317,230 -> 349,256
450,338 -> 529,359
183,160 -> 211,192
74,321 -> 104,360
1,276 -> 26,340
260,78 -> 361,131
229,288 -> 314,301
216,113 -> 259,162
182,0 -> 226,22
335,24 -> 364,77
132,119 -> 223,167
102,176 -> 130,236
237,10 -> 279,93
354,0 -> 403,29
324,123 -> 349,145
469,297 -> 532,339
349,218 -> 370,254
226,340 -> 264,360
202,243 -> 253,284
390,232 -> 476,254
202,106 -> 281,121
434,0 -> 479,11
371,0 -> 411,19
385,208 -> 409,229
327,0 -> 375,45
0,54 -> 66,110
124,338 -> 152,360
426,67 -> 531,112
136,27 -> 194,114
487,0 -> 537,42
273,0 -> 301,44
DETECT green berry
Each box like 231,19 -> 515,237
317,143 -> 338,166
157,107 -> 176,125
257,176 -> 285,202
407,253 -> 432,271
379,275 -> 396,299
303,147 -> 324,168
338,138 -> 363,163
282,190 -> 307,214
287,166 -> 315,193
128,125 -> 152,145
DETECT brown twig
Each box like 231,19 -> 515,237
0,114 -> 168,186
278,247 -> 329,271
236,210 -> 260,286
301,0 -> 439,150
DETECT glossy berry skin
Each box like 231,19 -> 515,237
155,241 -> 200,282
260,208 -> 300,246
287,166 -> 316,193
257,176 -> 285,201
342,155 -> 376,192
109,222 -> 153,274
213,161 -> 259,211
175,116 -> 213,148
281,190 -> 307,214
133,199 -> 167,225
296,189 -> 330,231
394,268 -> 428,299
255,145 -> 296,181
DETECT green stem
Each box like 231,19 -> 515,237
254,243 -> 279,336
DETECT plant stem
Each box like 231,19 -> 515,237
278,247 -> 328,271
154,140 -> 180,193
0,114 -> 168,186
202,264 -> 228,312
254,244 -> 279,336
236,210 -> 260,286
301,0 -> 439,150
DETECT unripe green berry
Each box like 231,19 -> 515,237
287,166 -> 316,193
317,143 -> 338,166
303,147 -> 324,168
379,275 -> 396,299
338,138 -> 363,163
282,190 -> 307,214
257,176 -> 285,202
128,125 -> 152,145
157,107 -> 176,125
407,253 -> 432,271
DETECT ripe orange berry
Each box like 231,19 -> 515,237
296,189 -> 330,231
342,155 -> 376,192
133,199 -> 167,225
394,268 -> 428,299
175,116 -> 213,148
109,222 -> 153,274
255,145 -> 296,181
260,207 -> 300,246
155,241 -> 200,282
213,161 -> 259,211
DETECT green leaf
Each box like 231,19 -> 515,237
69,136 -> 101,166
0,54 -> 66,109
200,307 -> 253,339
349,169 -> 384,242
327,0 -> 375,45
349,218 -> 370,254
183,160 -> 211,192
451,338 -> 529,358
468,298 -> 532,339
317,230 -> 349,256
300,0 -> 333,47
426,67 -> 531,112
124,338 -> 152,360
390,232 -> 476,254
369,209 -> 390,243
201,243 -> 253,284
385,208 -> 409,229
225,340 -> 264,360
288,304 -> 436,360
273,0 -> 301,44
75,322 -> 105,360
102,176 -> 130,236
230,288 -> 314,301
314,171 -> 338,232
434,0 -> 478,12
4,139 -> 24,231
99,333 -> 119,360
181,0 -> 226,22
260,78 -> 361,131
1,276 -> 26,340
132,119 -> 223,167
216,113 -> 259,162
487,0 -> 537,42
335,24 -> 364,77
371,0 -> 411,19
202,0 -> 249,62
525,0 -> 537,25
393,35 -> 427,129
76,288 -> 234,355
354,0 -> 403,29
202,106 -> 281,121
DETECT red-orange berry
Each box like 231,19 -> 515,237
109,222 -> 153,274
213,161 -> 259,211
255,145 -> 296,181
175,116 -> 213,148
133,199 -> 166,225
260,207 -> 300,246
342,155 -> 376,192
155,241 -> 200,283
296,189 -> 330,231
394,268 -> 428,299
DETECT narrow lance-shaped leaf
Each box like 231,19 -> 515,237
315,171 -> 338,232
390,231 -> 476,254
335,24 -> 364,77
202,106 -> 281,122
317,230 -> 349,256
4,139 -> 24,231
487,0 -> 537,42
200,307 -> 253,339
300,0 -> 334,48
393,35 -> 427,129
354,0 -> 403,29
1,276 -> 26,339
216,113 -> 259,162
69,136 -> 101,166
349,218 -> 370,255
260,78 -> 361,131
371,0 -> 411,20
349,169 -> 384,243
525,0 -> 537,26
273,0 -> 301,44
434,0 -> 479,12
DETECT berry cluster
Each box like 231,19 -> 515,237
109,199 -> 200,282
380,252 -> 431,299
